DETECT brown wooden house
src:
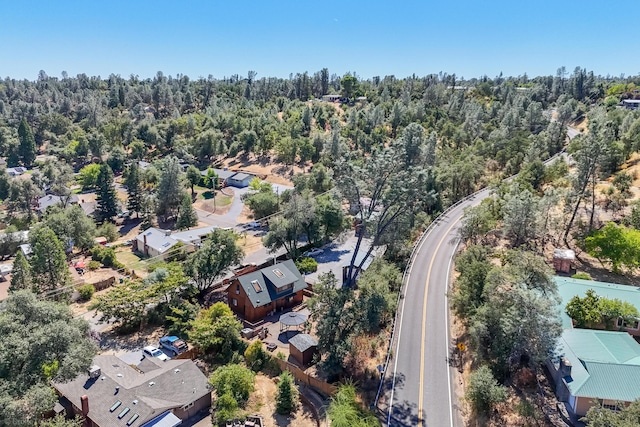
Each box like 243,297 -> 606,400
227,260 -> 307,323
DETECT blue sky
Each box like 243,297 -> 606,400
2,0 -> 639,81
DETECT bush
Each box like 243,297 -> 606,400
97,222 -> 119,242
571,272 -> 592,281
465,365 -> 507,415
87,260 -> 101,271
244,341 -> 268,372
91,246 -> 122,269
276,371 -> 299,415
209,364 -> 255,404
78,284 -> 95,302
213,392 -> 239,427
295,257 -> 318,274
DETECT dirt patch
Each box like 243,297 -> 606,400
237,233 -> 265,255
221,155 -> 303,187
99,325 -> 167,354
245,374 -> 317,427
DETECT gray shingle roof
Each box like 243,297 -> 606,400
229,173 -> 252,182
289,334 -> 318,352
53,354 -> 209,427
237,259 -> 307,308
136,228 -> 178,254
37,194 -> 79,212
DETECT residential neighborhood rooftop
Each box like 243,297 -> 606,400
554,276 -> 640,329
289,333 -> 318,353
552,329 -> 640,402
237,259 -> 307,308
53,354 -> 210,427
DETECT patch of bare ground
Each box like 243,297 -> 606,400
221,154 -> 306,186
99,324 -> 168,354
245,374 -> 317,427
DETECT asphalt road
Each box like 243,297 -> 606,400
386,126 -> 580,426
386,190 -> 486,427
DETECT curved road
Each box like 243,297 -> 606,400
385,126 -> 580,426
386,189 -> 487,427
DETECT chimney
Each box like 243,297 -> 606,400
81,395 -> 89,416
559,357 -> 572,379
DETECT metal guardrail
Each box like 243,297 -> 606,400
373,149 -> 565,413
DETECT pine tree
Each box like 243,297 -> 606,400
9,251 -> 31,293
275,371 -> 298,415
124,163 -> 143,217
17,118 -> 36,167
95,163 -> 119,222
140,194 -> 157,230
29,225 -> 71,296
176,193 -> 198,230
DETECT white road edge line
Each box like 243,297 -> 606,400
445,237 -> 460,427
387,220 -> 440,425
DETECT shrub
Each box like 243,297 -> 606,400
295,257 -> 318,274
87,260 -> 101,271
244,341 -> 268,372
571,272 -> 592,281
91,246 -> 122,269
78,284 -> 95,301
209,364 -> 255,404
465,365 -> 507,415
97,222 -> 119,242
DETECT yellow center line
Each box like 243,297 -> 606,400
418,219 -> 459,426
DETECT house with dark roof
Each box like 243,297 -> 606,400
547,328 -> 640,416
37,194 -> 80,214
227,260 -> 308,323
53,354 -> 211,427
622,99 -> 640,110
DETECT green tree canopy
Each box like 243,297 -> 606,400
176,192 -> 198,230
28,225 -> 71,297
43,204 -> 97,251
17,118 -> 36,167
95,163 -> 119,221
209,363 -> 255,404
184,229 -> 243,293
188,302 -> 244,363
0,291 -> 96,424
585,222 -> 640,273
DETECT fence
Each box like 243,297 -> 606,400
175,347 -> 200,360
91,276 -> 116,292
274,358 -> 338,397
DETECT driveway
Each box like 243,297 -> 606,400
304,232 -> 379,286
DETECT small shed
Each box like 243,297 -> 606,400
288,333 -> 318,366
227,172 -> 254,188
553,249 -> 575,274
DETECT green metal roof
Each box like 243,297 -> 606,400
554,276 -> 640,329
555,329 -> 640,401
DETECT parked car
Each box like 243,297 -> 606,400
143,345 -> 169,361
246,221 -> 261,229
303,248 -> 324,257
159,336 -> 188,356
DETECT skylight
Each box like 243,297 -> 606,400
126,414 -> 139,426
272,269 -> 285,278
118,407 -> 130,419
251,280 -> 263,293
109,401 -> 122,412
162,242 -> 172,247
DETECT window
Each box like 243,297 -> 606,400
236,284 -> 240,294
617,317 -> 640,329
278,283 -> 293,293
601,401 -> 619,411
272,269 -> 285,278
182,401 -> 195,411
232,298 -> 237,306
251,280 -> 263,293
